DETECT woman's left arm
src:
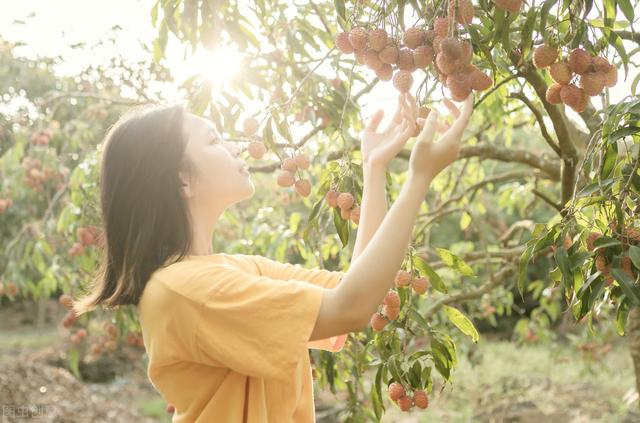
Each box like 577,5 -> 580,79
352,93 -> 418,262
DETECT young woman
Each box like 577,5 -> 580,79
73,92 -> 473,422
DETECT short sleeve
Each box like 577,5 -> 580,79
193,262 -> 326,383
248,255 -> 349,352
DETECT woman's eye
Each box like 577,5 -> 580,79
210,137 -> 219,144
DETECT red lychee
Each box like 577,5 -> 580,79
365,48 -> 384,71
397,395 -> 413,411
277,171 -> 295,187
281,157 -> 298,172
349,27 -> 369,52
411,276 -> 430,294
604,65 -> 618,87
369,29 -> 388,51
493,0 -> 523,13
379,44 -> 399,65
394,270 -> 412,287
436,52 -> 457,75
393,70 -> 413,93
469,67 -> 492,91
413,390 -> 429,409
579,71 -> 605,96
295,179 -> 311,197
403,27 -> 426,49
294,153 -> 310,170
533,44 -> 558,69
248,141 -> 267,159
325,190 -> 339,207
549,62 -> 573,85
448,0 -> 474,25
586,231 -> 602,252
58,294 -> 74,310
370,312 -> 387,331
243,117 -> 259,137
337,192 -> 355,210
433,17 -> 449,37
335,32 -> 354,54
383,290 -> 401,308
384,304 -> 400,321
568,48 -> 592,75
560,84 -> 587,112
396,48 -> 416,71
388,382 -> 406,401
376,63 -> 393,81
350,206 -> 360,224
441,37 -> 463,60
413,45 -> 434,68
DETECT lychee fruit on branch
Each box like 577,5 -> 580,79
388,382 -> 406,401
384,304 -> 400,321
568,48 -> 592,75
294,179 -> 311,197
413,45 -> 435,68
394,270 -> 412,287
413,389 -> 429,409
370,312 -> 388,331
277,170 -> 295,187
376,63 -> 393,81
586,231 -> 602,252
448,0 -> 474,25
349,27 -> 369,52
493,0 -> 523,13
545,83 -> 563,104
446,72 -> 472,101
396,48 -> 416,72
293,153 -> 310,170
383,290 -> 401,308
379,44 -> 399,65
533,44 -> 558,69
243,118 -> 259,137
325,189 -> 339,208
368,29 -> 388,51
397,395 -> 414,411
365,48 -> 384,71
281,157 -> 298,172
560,84 -> 587,112
549,62 -> 573,85
403,27 -> 426,49
349,206 -> 360,224
433,17 -> 449,37
337,192 -> 354,210
340,207 -> 351,220
248,141 -> 267,159
469,67 -> 493,91
411,276 -> 430,294
335,32 -> 354,54
441,37 -> 463,61
579,71 -> 605,96
58,294 -> 74,310
6,282 -> 18,297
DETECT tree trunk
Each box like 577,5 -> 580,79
628,306 -> 640,409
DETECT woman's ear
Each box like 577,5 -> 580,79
179,172 -> 194,199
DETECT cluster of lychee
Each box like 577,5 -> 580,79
369,270 -> 430,331
587,221 -> 639,286
0,281 -> 18,297
276,154 -> 312,197
493,0 -> 524,13
0,197 -> 13,214
21,157 -> 69,193
68,226 -> 103,257
30,128 -> 54,146
388,381 -> 429,412
533,45 -> 618,113
325,189 -> 360,224
243,117 -> 268,160
333,1 -> 492,101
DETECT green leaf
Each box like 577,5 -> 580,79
333,207 -> 349,247
68,348 -> 81,379
611,268 -> 640,306
600,141 -> 618,178
615,297 -> 631,336
539,0 -> 559,36
409,308 -> 431,332
371,364 -> 385,420
430,332 -> 456,381
617,0 -> 635,22
630,246 -> 640,270
443,305 -> 479,343
435,248 -> 475,277
608,126 -> 640,143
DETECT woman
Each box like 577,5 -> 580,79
73,92 -> 473,422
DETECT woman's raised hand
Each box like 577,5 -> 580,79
408,94 -> 474,183
359,93 -> 417,171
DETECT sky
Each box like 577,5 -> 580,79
1,0 -> 637,138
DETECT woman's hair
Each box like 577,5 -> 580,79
73,103 -> 194,315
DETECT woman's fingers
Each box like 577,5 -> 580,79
405,93 -> 418,122
383,95 -> 404,134
365,109 -> 385,133
442,97 -> 460,119
420,108 -> 440,143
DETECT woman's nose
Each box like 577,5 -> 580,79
227,141 -> 241,157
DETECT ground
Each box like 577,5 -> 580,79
1,298 -> 639,422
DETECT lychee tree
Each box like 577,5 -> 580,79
146,0 -> 640,418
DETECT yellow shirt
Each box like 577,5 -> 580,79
137,253 -> 348,422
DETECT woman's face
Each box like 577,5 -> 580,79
180,113 -> 254,211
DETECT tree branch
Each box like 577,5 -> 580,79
508,92 -> 561,156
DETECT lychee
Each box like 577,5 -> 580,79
411,276 -> 430,294
379,45 -> 399,65
62,309 -> 76,328
595,254 -> 608,272
393,70 -> 413,93
6,282 -> 18,297
248,141 -> 267,159
294,153 -> 310,170
586,231 -> 602,252
413,390 -> 429,409
545,83 -> 563,104
243,118 -> 259,137
388,382 -> 406,401
295,179 -> 311,197
369,29 -> 388,51
340,207 -> 351,220
403,27 -> 426,49
394,270 -> 412,287
350,206 -> 360,224
493,0 -> 523,13
383,290 -> 401,308
396,48 -> 416,71
337,192 -> 354,210
325,189 -> 339,207
603,65 -> 618,87
277,171 -> 295,187
355,50 -> 367,65
441,37 -> 462,60
413,45 -> 434,68
448,0 -> 474,25
370,312 -> 387,331
592,56 -> 611,72
447,72 -> 472,101
281,157 -> 298,172
397,395 -> 413,411
533,44 -> 558,69
433,17 -> 449,37
560,84 -> 587,112
335,32 -> 354,54
469,67 -> 492,91
365,48 -> 384,71
436,53 -> 457,75
579,72 -> 605,96
384,304 -> 400,321
568,48 -> 592,75
376,63 -> 393,81
349,27 -> 368,52
623,256 -> 635,279
167,404 -> 176,414
549,62 -> 573,85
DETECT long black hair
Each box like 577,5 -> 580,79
74,103 -> 194,315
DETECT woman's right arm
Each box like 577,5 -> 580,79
310,95 -> 473,341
